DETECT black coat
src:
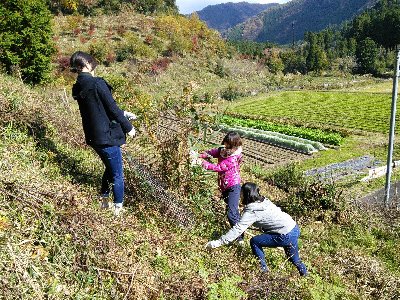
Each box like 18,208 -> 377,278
72,72 -> 133,146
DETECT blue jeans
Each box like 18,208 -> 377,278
221,184 -> 244,239
92,145 -> 124,204
250,224 -> 307,276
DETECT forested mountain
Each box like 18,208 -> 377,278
227,0 -> 378,44
197,1 -> 279,32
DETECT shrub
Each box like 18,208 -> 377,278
193,92 -> 215,104
265,163 -> 305,193
207,275 -> 247,299
0,0 -> 55,84
154,14 -> 227,58
213,59 -> 229,78
169,35 -> 192,56
115,32 -> 157,61
263,48 -> 284,74
220,84 -> 242,101
88,39 -> 112,64
265,164 -> 343,221
149,57 -> 171,75
56,55 -> 71,72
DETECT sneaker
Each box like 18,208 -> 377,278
236,237 -> 245,246
113,204 -> 124,217
100,193 -> 110,209
100,199 -> 110,209
296,263 -> 308,277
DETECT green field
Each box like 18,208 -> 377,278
228,91 -> 397,133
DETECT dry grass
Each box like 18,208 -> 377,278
1,10 -> 400,299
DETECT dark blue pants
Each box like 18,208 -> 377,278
250,224 -> 307,276
221,184 -> 243,239
92,145 -> 124,204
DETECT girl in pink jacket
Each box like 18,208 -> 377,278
199,131 -> 244,242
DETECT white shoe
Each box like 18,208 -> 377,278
113,204 -> 123,216
237,237 -> 245,246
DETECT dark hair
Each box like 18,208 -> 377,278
241,182 -> 263,205
70,51 -> 98,73
222,131 -> 242,149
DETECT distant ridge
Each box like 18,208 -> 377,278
226,0 -> 378,44
196,1 -> 279,32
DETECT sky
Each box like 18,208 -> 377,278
176,0 -> 290,14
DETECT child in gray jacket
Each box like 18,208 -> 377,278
206,182 -> 308,276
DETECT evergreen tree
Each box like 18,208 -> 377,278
305,32 -> 329,73
356,38 -> 379,74
0,0 -> 55,84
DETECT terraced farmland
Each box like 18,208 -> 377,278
209,131 -> 309,168
228,91 -> 395,133
157,115 -> 309,169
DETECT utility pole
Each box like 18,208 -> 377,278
384,48 -> 400,208
292,21 -> 295,48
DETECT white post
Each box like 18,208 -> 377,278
384,49 -> 400,207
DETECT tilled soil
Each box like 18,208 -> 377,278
158,115 -> 310,169
208,131 -> 309,169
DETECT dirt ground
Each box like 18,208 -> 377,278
360,181 -> 400,208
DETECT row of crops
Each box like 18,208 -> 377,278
218,123 -> 327,154
220,115 -> 343,146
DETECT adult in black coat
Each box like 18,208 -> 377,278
70,51 -> 136,216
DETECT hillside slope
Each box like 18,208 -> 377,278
1,68 -> 399,299
197,1 -> 279,32
227,0 -> 378,44
1,9 -> 400,299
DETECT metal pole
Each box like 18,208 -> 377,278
384,49 -> 400,207
292,22 -> 295,48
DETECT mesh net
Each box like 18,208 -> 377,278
123,111 -> 197,228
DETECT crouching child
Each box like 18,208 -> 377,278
206,182 -> 308,276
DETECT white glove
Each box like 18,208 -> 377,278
189,150 -> 198,159
124,111 -> 137,121
127,127 -> 136,137
205,240 -> 222,249
189,150 -> 202,166
192,158 -> 203,166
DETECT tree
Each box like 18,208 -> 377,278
134,0 -> 177,14
305,32 -> 329,73
280,49 -> 306,74
348,0 -> 400,51
356,38 -> 379,74
0,0 -> 55,84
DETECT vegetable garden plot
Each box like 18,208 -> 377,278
157,114 -> 309,169
209,131 -> 309,169
220,115 -> 343,145
228,91 -> 396,133
217,124 -> 325,154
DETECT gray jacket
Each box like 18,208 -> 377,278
219,198 -> 296,245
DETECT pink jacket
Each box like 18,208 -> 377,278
200,147 -> 242,191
